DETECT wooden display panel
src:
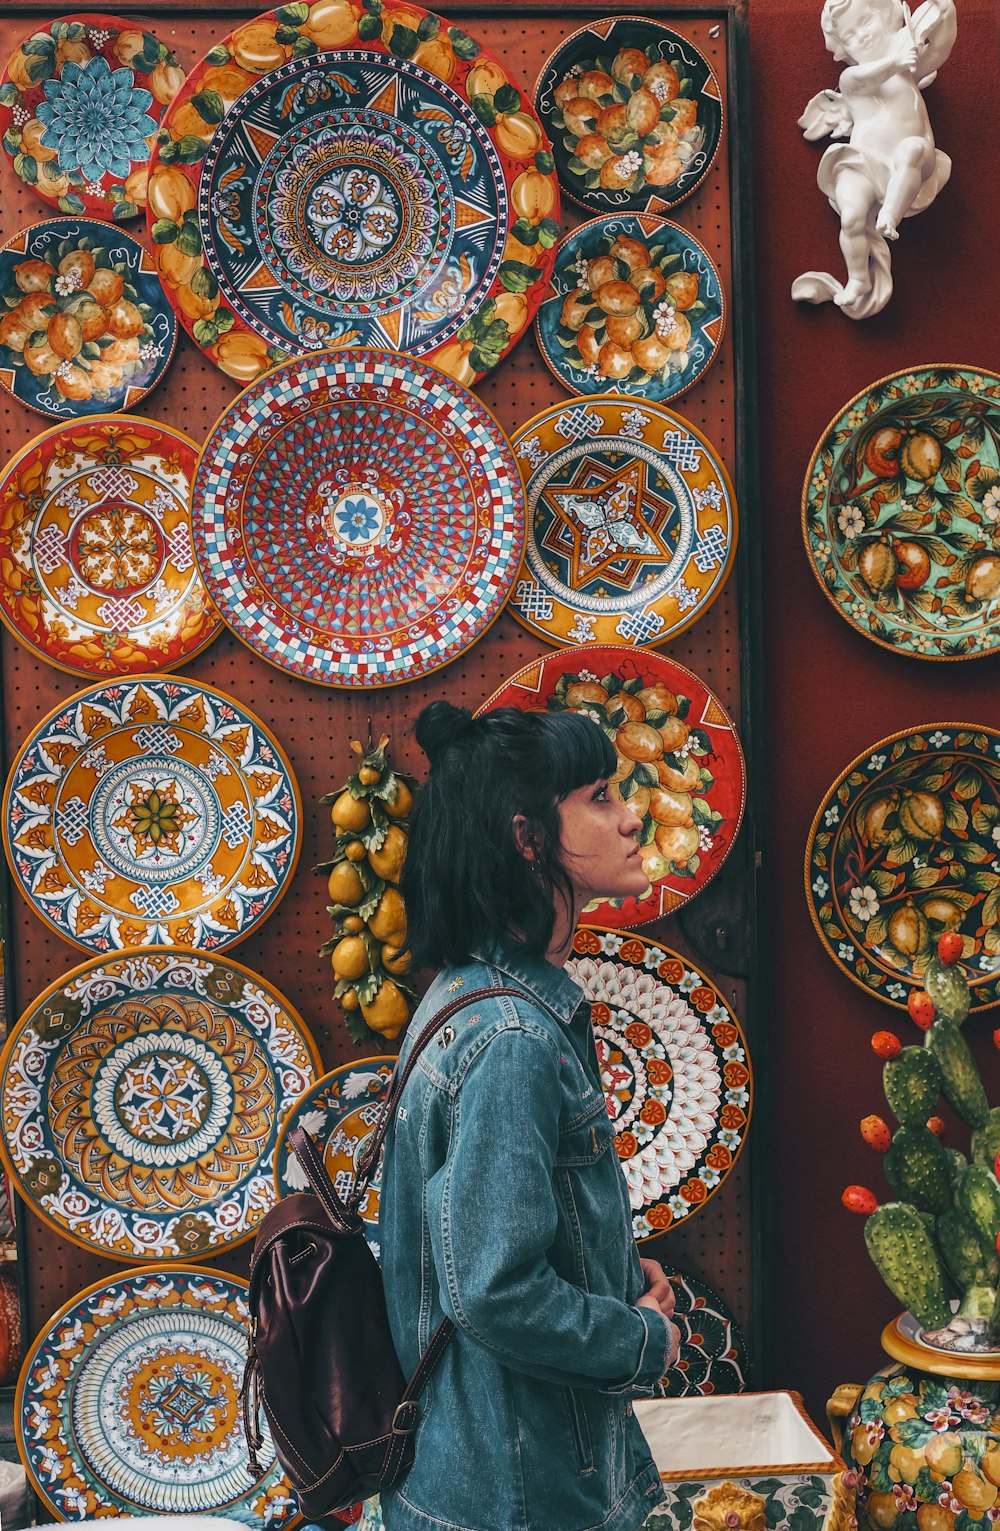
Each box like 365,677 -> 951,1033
0,0 -> 765,1396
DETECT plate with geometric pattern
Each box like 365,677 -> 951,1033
191,349 -> 525,686
0,948 -> 320,1261
0,415 -> 221,676
16,1265 -> 297,1523
658,1263 -> 747,1397
568,926 -> 752,1241
2,675 -> 301,952
506,395 -> 736,649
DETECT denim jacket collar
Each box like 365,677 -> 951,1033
469,937 -> 584,1026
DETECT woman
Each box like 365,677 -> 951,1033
380,700 -> 680,1531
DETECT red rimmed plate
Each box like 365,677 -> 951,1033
0,414 -> 221,676
477,643 -> 745,925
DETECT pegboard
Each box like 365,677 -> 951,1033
0,0 -> 767,1396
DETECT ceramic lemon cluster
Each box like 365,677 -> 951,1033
320,736 -> 416,1043
844,934 -> 1000,1350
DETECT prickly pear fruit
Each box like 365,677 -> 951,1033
938,932 -> 963,966
883,1046 -> 943,1126
842,1185 -> 879,1214
927,1116 -> 946,1139
958,1164 -> 1000,1260
861,1115 -> 892,1151
994,1029 -> 1000,1051
925,1020 -> 988,1128
924,953 -> 970,1025
937,1205 -> 999,1289
864,1201 -> 952,1329
908,989 -> 936,1030
972,1109 -> 1000,1168
883,1123 -> 953,1213
872,1031 -> 902,1059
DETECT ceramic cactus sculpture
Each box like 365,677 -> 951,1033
843,933 -> 1000,1350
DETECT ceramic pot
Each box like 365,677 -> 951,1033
831,1313 -> 1000,1531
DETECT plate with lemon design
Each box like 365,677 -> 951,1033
478,644 -> 745,926
146,0 -> 559,387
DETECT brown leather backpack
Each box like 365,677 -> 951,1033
241,984 -> 522,1522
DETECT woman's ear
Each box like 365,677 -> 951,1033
512,814 -> 535,863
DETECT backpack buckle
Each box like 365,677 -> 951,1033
392,1400 -> 419,1435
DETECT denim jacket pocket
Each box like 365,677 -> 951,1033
554,1094 -> 631,1263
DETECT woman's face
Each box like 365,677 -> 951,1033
557,778 -> 647,906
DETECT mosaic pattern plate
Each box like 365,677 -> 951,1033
192,350 -> 524,687
508,396 -> 736,649
0,415 -> 221,677
659,1263 -> 748,1397
478,645 -> 746,927
568,926 -> 752,1240
16,1265 -> 296,1523
0,217 -> 175,419
803,366 -> 1000,661
534,15 -> 722,213
535,213 -> 724,402
275,1058 -> 394,1259
806,724 -> 1000,1013
3,676 -> 301,953
0,15 -> 183,219
0,949 -> 320,1261
147,0 -> 559,388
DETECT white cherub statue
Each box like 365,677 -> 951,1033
791,0 -> 957,319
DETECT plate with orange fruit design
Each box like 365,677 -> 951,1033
534,213 -> 724,401
0,217 -> 175,418
567,926 -> 751,1240
477,644 -> 746,927
534,15 -> 722,213
147,0 -> 559,387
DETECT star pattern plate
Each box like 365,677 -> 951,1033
508,395 -> 736,649
0,218 -> 176,419
568,926 -> 752,1240
0,415 -> 221,676
479,645 -> 746,926
191,349 -> 525,686
147,1 -> 559,387
3,676 -> 301,953
0,14 -> 182,219
275,1058 -> 394,1259
534,213 -> 724,403
16,1265 -> 296,1523
0,948 -> 320,1261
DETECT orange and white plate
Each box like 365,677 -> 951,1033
478,644 -> 745,926
0,415 -> 220,675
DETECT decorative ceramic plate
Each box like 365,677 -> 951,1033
0,415 -> 221,677
147,1 -> 559,389
192,349 -> 524,687
507,399 -> 736,650
478,645 -> 746,926
534,213 -> 724,402
659,1263 -> 748,1397
805,724 -> 1000,1012
0,948 -> 320,1262
3,676 -> 301,953
0,218 -> 175,418
275,1058 -> 394,1258
803,366 -> 1000,661
16,1265 -> 296,1523
567,926 -> 752,1239
0,16 -> 183,219
534,16 -> 722,213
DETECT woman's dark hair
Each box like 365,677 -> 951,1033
402,699 -> 616,968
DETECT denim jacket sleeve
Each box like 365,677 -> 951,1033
426,1020 -> 672,1395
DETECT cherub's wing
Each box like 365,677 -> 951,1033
798,88 -> 853,142
908,0 -> 958,84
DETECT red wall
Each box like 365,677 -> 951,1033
751,0 -> 1000,1422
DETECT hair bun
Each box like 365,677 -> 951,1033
415,700 -> 475,764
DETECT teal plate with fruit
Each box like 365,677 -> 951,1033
534,212 -> 724,401
802,366 -> 1000,660
805,724 -> 1000,1014
534,15 -> 722,213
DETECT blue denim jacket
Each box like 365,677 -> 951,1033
380,941 -> 671,1531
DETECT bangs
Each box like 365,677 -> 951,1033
541,710 -> 618,800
